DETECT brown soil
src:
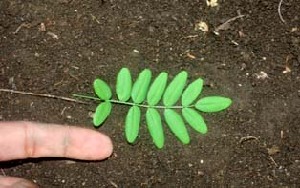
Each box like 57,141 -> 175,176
1,0 -> 300,187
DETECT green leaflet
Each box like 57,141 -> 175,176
131,69 -> 152,104
164,109 -> 190,144
93,79 -> 112,100
182,78 -> 203,107
163,71 -> 188,107
116,68 -> 132,102
147,72 -> 168,106
93,102 -> 112,127
146,108 -> 164,149
125,106 -> 141,143
195,96 -> 232,112
182,108 -> 207,134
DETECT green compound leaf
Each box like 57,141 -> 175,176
131,69 -> 152,104
195,96 -> 232,112
125,106 -> 141,143
182,78 -> 204,107
163,71 -> 188,107
93,102 -> 112,127
147,72 -> 168,106
164,109 -> 190,144
93,79 -> 112,100
182,108 -> 207,134
85,68 -> 233,148
146,108 -> 164,149
116,68 -> 132,102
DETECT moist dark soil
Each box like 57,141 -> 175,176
1,0 -> 300,187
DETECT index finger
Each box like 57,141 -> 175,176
0,121 -> 113,161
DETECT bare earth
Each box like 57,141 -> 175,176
0,0 -> 300,187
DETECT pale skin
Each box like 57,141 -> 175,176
0,121 -> 113,188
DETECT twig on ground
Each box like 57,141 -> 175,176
269,156 -> 278,167
239,135 -> 259,144
278,0 -> 286,23
13,23 -> 32,34
0,89 -> 89,104
239,136 -> 280,167
214,15 -> 245,34
108,180 -> 118,188
183,34 -> 199,39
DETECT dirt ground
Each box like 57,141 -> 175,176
1,0 -> 300,187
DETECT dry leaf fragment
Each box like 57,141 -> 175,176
47,31 -> 59,39
206,0 -> 219,7
267,145 -> 280,155
283,66 -> 291,74
291,27 -> 298,32
195,21 -> 209,32
39,23 -> 46,32
186,52 -> 196,59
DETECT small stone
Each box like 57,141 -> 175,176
254,71 -> 268,80
198,171 -> 204,176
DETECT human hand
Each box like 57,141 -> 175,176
0,121 -> 113,188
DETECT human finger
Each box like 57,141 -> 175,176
0,121 -> 113,161
0,176 -> 38,188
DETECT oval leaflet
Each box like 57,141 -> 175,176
125,106 -> 141,143
93,102 -> 112,126
182,108 -> 207,134
182,78 -> 203,106
93,79 -> 112,100
147,72 -> 168,106
163,71 -> 188,107
195,96 -> 232,112
116,68 -> 132,102
146,108 -> 164,149
164,109 -> 190,144
131,69 -> 152,104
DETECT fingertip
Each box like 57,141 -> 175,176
98,133 -> 114,159
70,128 -> 114,160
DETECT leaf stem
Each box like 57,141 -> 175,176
73,94 -> 194,109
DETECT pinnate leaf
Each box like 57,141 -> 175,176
131,69 -> 152,104
146,108 -> 164,148
182,78 -> 203,106
182,108 -> 207,134
195,96 -> 232,112
91,68 -> 233,148
147,72 -> 168,106
125,106 -> 141,143
93,79 -> 112,100
163,71 -> 188,107
116,68 -> 132,101
93,102 -> 112,127
164,109 -> 190,144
